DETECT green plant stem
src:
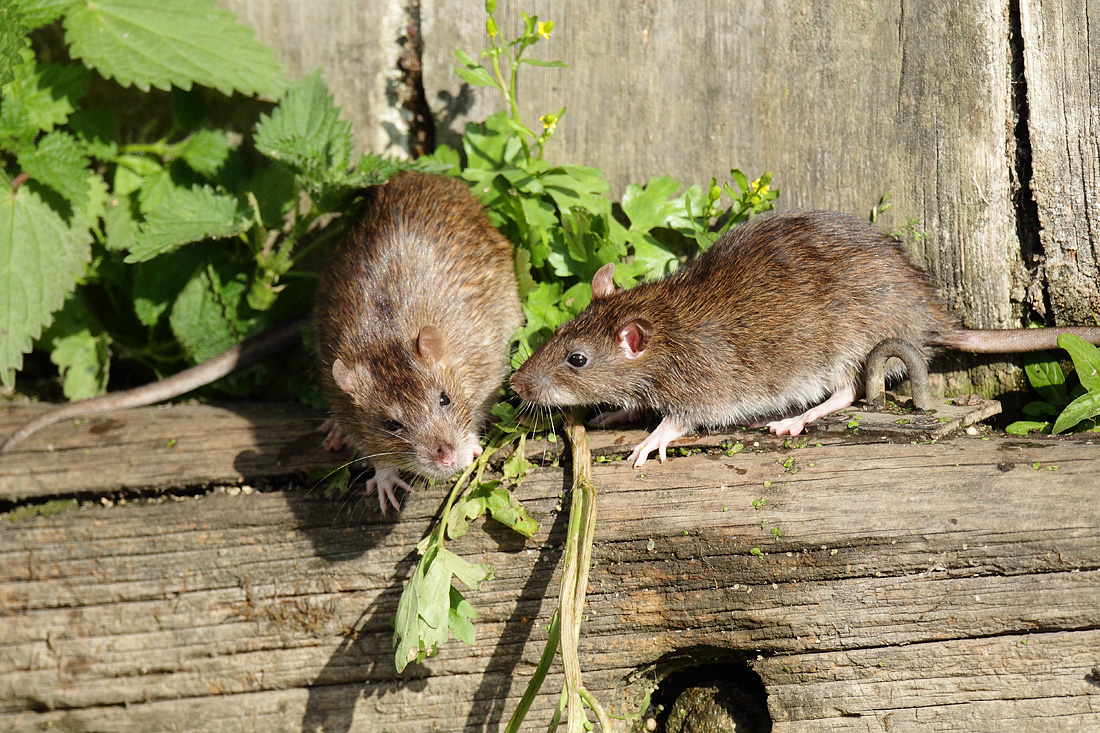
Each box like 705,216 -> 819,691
504,610 -> 560,733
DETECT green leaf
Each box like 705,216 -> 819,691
124,184 -> 247,263
15,130 -> 91,210
1052,391 -> 1100,434
180,129 -> 232,177
42,294 -> 111,400
447,587 -> 478,646
0,50 -> 89,136
1021,401 -> 1058,418
0,186 -> 92,388
254,70 -> 351,188
11,0 -> 76,31
1023,354 -> 1068,405
619,176 -> 685,234
168,260 -> 251,363
518,58 -> 568,68
453,63 -> 496,88
1058,333 -> 1100,393
1005,420 -> 1050,436
132,245 -> 204,327
484,485 -> 539,538
64,0 -> 287,97
0,5 -> 30,87
102,197 -> 139,252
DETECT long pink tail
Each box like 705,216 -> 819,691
934,327 -> 1100,353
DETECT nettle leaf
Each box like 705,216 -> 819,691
16,130 -> 91,210
12,0 -> 76,31
1,50 -> 89,136
180,129 -> 232,177
254,70 -> 350,181
124,184 -> 247,263
0,5 -> 29,87
0,186 -> 92,388
132,245 -> 205,327
64,0 -> 287,98
169,261 -> 252,363
1058,333 -> 1100,393
42,294 -> 111,401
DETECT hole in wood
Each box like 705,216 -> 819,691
642,661 -> 771,732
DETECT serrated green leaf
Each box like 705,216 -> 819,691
102,197 -> 138,252
461,112 -> 518,171
0,5 -> 30,87
1058,333 -> 1100,393
43,294 -> 111,400
132,245 -> 203,326
15,129 -> 91,210
619,176 -> 685,234
484,486 -> 538,538
180,129 -> 232,176
345,151 -> 417,188
11,0 -> 76,31
0,186 -> 92,388
1052,391 -> 1100,434
168,260 -> 251,363
124,184 -> 246,263
64,0 -> 287,97
254,69 -> 350,182
0,50 -> 89,136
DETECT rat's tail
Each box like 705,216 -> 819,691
1,319 -> 306,454
933,327 -> 1100,353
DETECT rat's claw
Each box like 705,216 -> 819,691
366,466 -> 413,513
627,417 -> 688,468
319,420 -> 348,451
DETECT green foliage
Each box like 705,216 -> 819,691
1,4 -> 419,396
1006,334 -> 1100,435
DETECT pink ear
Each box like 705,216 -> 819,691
416,324 -> 445,363
591,262 -> 617,299
332,358 -> 357,394
617,318 -> 653,359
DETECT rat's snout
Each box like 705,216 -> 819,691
510,368 -> 542,402
436,443 -> 458,469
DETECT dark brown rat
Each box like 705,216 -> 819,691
313,171 -> 523,511
510,210 -> 1100,466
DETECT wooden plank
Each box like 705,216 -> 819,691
3,427 -> 1099,730
217,0 -> 403,154
1020,0 -> 1100,323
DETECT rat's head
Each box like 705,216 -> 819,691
330,325 -> 477,480
511,263 -> 654,408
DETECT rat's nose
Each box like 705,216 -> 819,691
509,369 -> 532,398
436,444 -> 457,468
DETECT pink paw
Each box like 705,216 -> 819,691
366,466 -> 413,514
319,419 -> 348,452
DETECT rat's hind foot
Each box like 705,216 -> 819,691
627,417 -> 689,468
366,466 -> 413,513
768,384 -> 858,436
590,406 -> 647,427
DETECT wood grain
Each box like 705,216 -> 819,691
3,402 -> 1099,731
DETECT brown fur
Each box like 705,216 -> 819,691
511,210 -> 959,430
313,171 -> 522,479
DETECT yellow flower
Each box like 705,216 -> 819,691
537,21 -> 552,38
751,177 -> 770,196
539,113 -> 558,132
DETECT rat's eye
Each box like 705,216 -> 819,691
566,352 -> 588,368
383,418 -> 405,433
439,392 -> 451,407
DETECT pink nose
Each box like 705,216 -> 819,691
437,445 -> 457,468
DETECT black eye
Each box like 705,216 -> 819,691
439,392 -> 451,407
383,419 -> 405,433
567,352 -> 588,368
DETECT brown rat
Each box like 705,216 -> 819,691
510,210 -> 1100,466
313,171 -> 523,511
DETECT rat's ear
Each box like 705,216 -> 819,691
617,318 -> 653,359
332,357 -> 367,395
591,263 -> 617,299
416,324 -> 446,363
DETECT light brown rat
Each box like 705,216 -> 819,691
510,210 -> 1100,466
313,171 -> 523,511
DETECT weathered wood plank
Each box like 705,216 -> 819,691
3,423 -> 1099,730
1020,0 -> 1100,323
